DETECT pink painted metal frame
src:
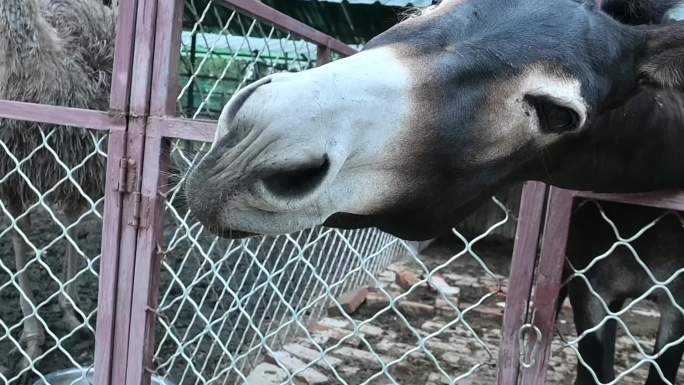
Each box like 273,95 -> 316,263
128,1 -> 684,383
93,1 -> 140,384
2,1 -> 638,384
496,182 -> 549,385
505,185 -> 684,385
0,101 -> 125,132
118,2 -> 358,385
0,1 -> 353,384
520,186 -> 576,385
0,1 -> 138,385
125,1 -> 183,384
218,0 -> 357,57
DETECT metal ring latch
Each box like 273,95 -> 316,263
518,322 -> 542,369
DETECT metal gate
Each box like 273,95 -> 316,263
2,1 -> 679,385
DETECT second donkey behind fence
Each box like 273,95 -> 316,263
562,199 -> 684,385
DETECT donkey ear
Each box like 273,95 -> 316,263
637,22 -> 684,90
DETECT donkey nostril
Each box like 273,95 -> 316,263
261,156 -> 331,199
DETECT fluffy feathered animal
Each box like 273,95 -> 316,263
0,0 -> 116,371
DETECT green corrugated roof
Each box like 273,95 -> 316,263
304,0 -> 432,6
183,0 -> 433,45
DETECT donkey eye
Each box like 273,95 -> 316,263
528,96 -> 580,133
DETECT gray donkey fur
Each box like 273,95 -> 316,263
0,0 -> 116,371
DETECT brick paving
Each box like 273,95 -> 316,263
242,241 -> 681,385
243,254 -> 506,385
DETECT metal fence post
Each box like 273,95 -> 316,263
520,187 -> 576,385
317,44 -> 333,65
219,0 -> 356,57
103,0 -> 161,384
496,182 -> 548,385
119,2 -> 402,384
94,1 -> 140,385
126,1 -> 185,385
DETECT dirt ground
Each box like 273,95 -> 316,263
435,235 -> 684,385
0,207 -> 101,384
301,236 -> 683,385
1,209 -> 682,385
239,235 -> 684,385
0,204 -> 399,385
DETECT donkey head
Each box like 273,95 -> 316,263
186,0 -> 684,240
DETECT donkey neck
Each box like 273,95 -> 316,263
533,90 -> 684,193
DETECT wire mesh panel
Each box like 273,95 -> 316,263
178,0 -> 318,120
146,2 -> 528,385
0,119 -> 108,385
154,221 -> 405,384
156,159 -> 519,385
546,200 -> 684,385
152,2 -> 399,384
334,197 -> 512,385
0,0 -> 126,383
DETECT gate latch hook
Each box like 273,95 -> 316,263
518,316 -> 542,369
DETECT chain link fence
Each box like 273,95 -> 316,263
7,2 -> 681,385
0,1 -> 528,384
153,2 -> 402,384
0,120 -> 106,385
0,0 -> 120,383
545,199 -> 684,385
146,2 -> 526,385
177,0 -> 318,121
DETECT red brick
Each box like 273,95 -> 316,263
398,300 -> 435,318
377,271 -> 396,283
309,323 -> 361,347
283,344 -> 343,369
365,291 -> 391,312
243,363 -> 288,385
265,351 -> 330,384
441,352 -> 462,367
461,304 -> 504,321
428,274 -> 461,297
357,323 -> 384,338
395,271 -> 421,291
376,340 -> 423,358
330,347 -> 391,370
328,287 -> 368,316
434,297 -> 459,317
318,317 -> 351,330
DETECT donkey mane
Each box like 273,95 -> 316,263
602,0 -> 683,24
402,0 -> 681,25
399,4 -> 437,20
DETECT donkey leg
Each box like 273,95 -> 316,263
8,200 -> 45,368
645,307 -> 684,385
571,291 -> 619,385
58,206 -> 84,331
